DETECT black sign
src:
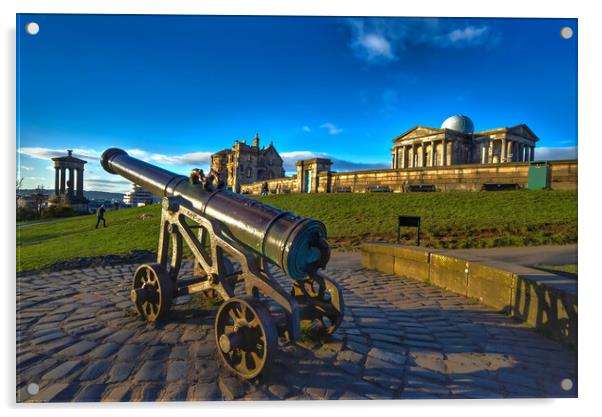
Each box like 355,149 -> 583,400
397,215 -> 421,246
398,216 -> 420,228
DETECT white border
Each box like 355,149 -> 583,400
4,1 -> 601,416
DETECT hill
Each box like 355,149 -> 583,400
17,189 -> 125,201
16,190 -> 577,273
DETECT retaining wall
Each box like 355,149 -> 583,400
361,242 -> 577,348
240,160 -> 577,195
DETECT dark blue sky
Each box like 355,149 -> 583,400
17,14 -> 577,192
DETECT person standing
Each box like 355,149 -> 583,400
96,204 -> 107,229
189,168 -> 203,185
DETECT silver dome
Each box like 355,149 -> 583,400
440,115 -> 474,134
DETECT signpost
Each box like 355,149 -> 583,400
397,215 -> 421,246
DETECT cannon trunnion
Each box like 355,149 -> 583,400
101,148 -> 344,379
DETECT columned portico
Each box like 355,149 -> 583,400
390,116 -> 538,169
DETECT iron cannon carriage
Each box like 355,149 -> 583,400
101,148 -> 344,379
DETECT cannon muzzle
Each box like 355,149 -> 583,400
101,148 -> 329,280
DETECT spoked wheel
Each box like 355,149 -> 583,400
131,263 -> 174,322
214,296 -> 277,379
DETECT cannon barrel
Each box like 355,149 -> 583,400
101,148 -> 329,280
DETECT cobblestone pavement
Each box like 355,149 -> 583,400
16,258 -> 577,402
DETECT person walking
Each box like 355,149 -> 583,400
95,204 -> 107,229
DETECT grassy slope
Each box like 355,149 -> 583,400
17,190 -> 577,273
258,190 -> 577,249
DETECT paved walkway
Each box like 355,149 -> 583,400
16,258 -> 577,402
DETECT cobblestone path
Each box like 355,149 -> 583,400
16,259 -> 577,402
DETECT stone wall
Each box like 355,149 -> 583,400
329,160 -> 577,193
240,176 -> 298,195
361,242 -> 578,348
240,160 -> 577,195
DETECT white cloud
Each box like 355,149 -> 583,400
534,146 -> 577,160
345,18 -> 499,64
19,146 -> 212,167
19,165 -> 33,171
18,147 -> 101,161
446,26 -> 489,44
320,122 -> 343,135
303,125 -> 311,133
347,20 -> 397,62
356,33 -> 394,61
280,150 -> 388,173
147,151 -> 212,166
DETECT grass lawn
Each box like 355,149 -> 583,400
16,190 -> 577,273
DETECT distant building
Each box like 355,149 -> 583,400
211,133 -> 285,192
123,184 -> 154,207
391,115 -> 539,169
17,191 -> 48,213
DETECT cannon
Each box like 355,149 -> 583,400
101,148 -> 344,379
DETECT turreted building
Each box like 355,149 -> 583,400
211,133 -> 285,192
391,115 -> 539,169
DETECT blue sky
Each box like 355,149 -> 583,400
17,14 -> 577,192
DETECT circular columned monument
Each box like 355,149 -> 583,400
48,150 -> 89,213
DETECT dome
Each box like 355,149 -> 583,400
440,114 -> 474,134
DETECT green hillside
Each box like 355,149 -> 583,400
17,190 -> 577,273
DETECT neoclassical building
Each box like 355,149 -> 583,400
211,133 -> 285,192
391,115 -> 539,169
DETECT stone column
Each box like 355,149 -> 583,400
421,142 -> 426,167
519,144 -> 525,162
487,140 -> 494,164
68,168 -> 74,196
501,138 -> 507,163
430,141 -> 436,167
481,142 -> 487,164
400,146 -> 406,169
524,146 -> 530,162
54,168 -> 59,195
60,167 -> 66,193
506,140 -> 513,162
442,139 -> 447,166
530,146 -> 535,161
77,168 -> 84,197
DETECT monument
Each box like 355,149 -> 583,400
47,150 -> 89,213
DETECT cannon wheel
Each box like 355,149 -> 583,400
131,263 -> 174,322
214,296 -> 277,379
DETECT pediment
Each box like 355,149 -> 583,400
393,126 -> 443,143
508,124 -> 539,141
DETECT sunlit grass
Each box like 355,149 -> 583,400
16,190 -> 576,273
